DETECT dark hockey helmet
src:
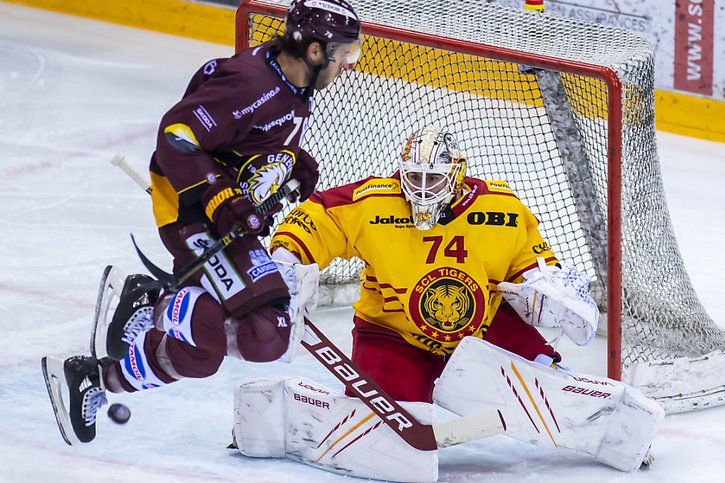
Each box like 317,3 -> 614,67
285,0 -> 361,50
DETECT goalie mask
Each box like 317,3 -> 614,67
399,126 -> 467,230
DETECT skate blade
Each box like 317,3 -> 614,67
41,356 -> 80,446
91,265 -> 127,359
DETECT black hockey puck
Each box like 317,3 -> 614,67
107,403 -> 131,424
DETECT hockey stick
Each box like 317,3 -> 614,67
302,318 -> 506,451
113,155 -> 507,450
111,154 -> 151,194
110,154 -> 300,289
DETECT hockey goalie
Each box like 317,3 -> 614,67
231,126 -> 664,482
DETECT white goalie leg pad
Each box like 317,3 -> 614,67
626,350 -> 725,413
272,248 -> 320,362
234,379 -> 287,457
433,337 -> 664,472
234,377 -> 438,482
498,258 -> 599,346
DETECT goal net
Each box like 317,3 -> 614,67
236,0 -> 725,413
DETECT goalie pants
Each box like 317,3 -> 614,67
348,303 -> 561,403
102,222 -> 292,393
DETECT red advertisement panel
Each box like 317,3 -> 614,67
674,0 -> 714,95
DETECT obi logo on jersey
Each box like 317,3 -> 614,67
409,267 -> 487,344
466,211 -> 519,227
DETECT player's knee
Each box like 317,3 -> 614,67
161,333 -> 225,378
229,304 -> 292,362
156,287 -> 228,354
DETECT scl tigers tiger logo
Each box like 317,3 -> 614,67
409,267 -> 487,346
422,280 -> 474,332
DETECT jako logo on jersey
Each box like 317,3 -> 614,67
466,211 -> 519,227
369,215 -> 414,225
254,108 -> 295,132
193,105 -> 217,132
234,86 -> 281,119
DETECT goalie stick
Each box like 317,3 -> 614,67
301,319 -> 506,451
112,154 -> 507,451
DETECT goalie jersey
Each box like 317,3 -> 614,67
271,175 -> 557,356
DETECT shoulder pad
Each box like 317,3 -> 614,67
352,178 -> 401,201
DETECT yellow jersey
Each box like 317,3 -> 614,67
271,175 -> 557,356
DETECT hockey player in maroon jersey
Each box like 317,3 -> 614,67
269,126 -> 600,403
41,0 -> 362,445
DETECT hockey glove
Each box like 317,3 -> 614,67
497,258 -> 599,346
289,149 -> 320,202
201,179 -> 265,237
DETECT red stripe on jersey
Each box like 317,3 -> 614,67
274,231 -> 317,264
364,275 -> 407,294
508,256 -> 558,282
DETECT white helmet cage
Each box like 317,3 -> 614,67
399,126 -> 467,230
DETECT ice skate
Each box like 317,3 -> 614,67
91,265 -> 160,361
41,355 -> 108,445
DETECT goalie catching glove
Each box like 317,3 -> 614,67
201,179 -> 265,237
497,258 -> 599,346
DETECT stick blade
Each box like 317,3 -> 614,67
433,409 -> 506,448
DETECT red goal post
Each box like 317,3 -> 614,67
235,0 -> 725,413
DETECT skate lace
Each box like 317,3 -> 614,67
83,387 -> 108,427
122,305 -> 155,344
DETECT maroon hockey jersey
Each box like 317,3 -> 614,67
149,41 -> 314,227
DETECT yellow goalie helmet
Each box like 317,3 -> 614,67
399,126 -> 467,230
